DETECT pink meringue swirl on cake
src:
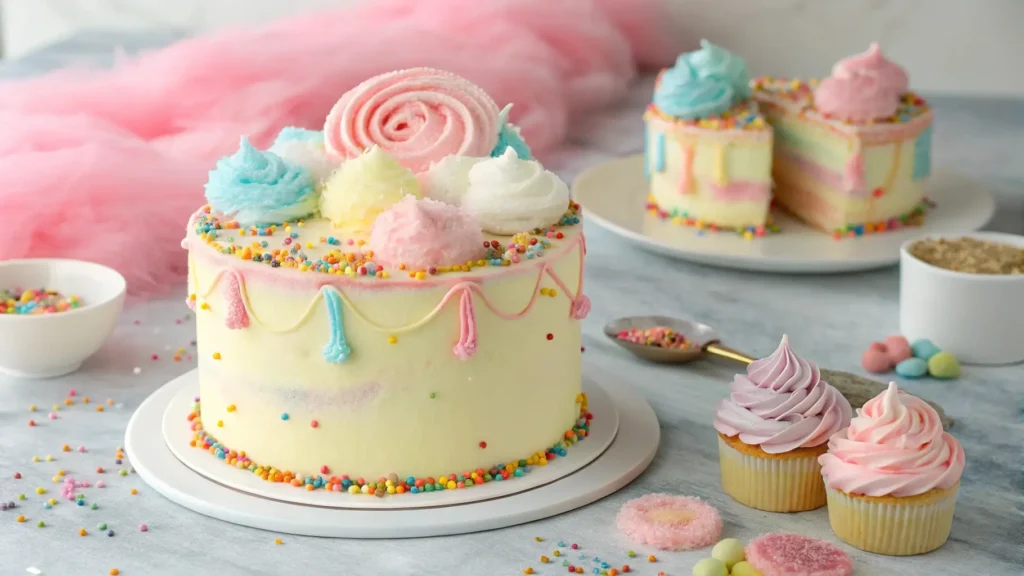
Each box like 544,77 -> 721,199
714,335 -> 853,454
818,382 -> 965,498
368,195 -> 486,270
831,43 -> 909,95
324,68 -> 500,173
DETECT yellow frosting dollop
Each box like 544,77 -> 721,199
319,146 -> 421,231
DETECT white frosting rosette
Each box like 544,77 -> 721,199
460,148 -> 569,235
418,155 -> 483,206
268,139 -> 340,188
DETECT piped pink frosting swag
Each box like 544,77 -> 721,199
819,382 -> 965,498
714,335 -> 852,454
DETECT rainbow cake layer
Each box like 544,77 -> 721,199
644,41 -> 775,234
183,68 -> 592,496
752,44 -> 933,236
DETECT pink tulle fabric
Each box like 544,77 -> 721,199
0,0 -> 679,295
615,494 -> 722,551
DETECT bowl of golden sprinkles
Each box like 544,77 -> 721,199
900,233 -> 1024,365
0,259 -> 126,378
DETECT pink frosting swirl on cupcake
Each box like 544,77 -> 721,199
324,68 -> 500,173
831,42 -> 909,94
819,382 -> 965,498
714,335 -> 853,454
368,195 -> 486,270
813,43 -> 908,122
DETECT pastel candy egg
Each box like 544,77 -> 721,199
911,338 -> 941,360
928,352 -> 961,379
894,357 -> 928,379
730,561 -> 763,576
883,335 -> 913,363
861,342 -> 893,373
711,538 -> 745,569
691,557 -> 728,576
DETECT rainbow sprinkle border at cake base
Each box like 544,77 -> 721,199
823,197 -> 934,240
646,195 -> 780,239
187,394 -> 591,497
646,195 -> 934,241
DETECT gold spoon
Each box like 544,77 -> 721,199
603,315 -> 953,429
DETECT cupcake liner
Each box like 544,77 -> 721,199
824,484 -> 958,556
718,436 -> 826,512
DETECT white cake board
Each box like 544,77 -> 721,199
125,369 -> 660,538
574,155 -> 996,274
162,370 -> 620,509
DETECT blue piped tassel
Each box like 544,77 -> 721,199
654,132 -> 666,173
913,124 -> 932,181
643,124 -> 650,179
322,289 -> 351,364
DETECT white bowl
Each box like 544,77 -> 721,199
0,259 -> 126,378
899,232 -> 1024,365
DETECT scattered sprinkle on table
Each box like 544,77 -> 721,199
616,327 -> 692,349
275,538 -> 283,545
0,288 -> 84,315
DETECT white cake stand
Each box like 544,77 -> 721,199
125,369 -> 660,538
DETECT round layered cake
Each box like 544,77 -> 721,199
183,68 -> 590,496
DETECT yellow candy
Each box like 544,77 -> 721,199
730,561 -> 763,576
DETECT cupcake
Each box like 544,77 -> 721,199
714,335 -> 852,512
819,382 -> 965,555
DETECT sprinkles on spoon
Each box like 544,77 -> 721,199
617,327 -> 693,349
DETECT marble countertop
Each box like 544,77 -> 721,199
1,35 -> 1023,576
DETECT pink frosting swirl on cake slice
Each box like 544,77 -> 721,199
368,195 -> 486,270
813,74 -> 899,123
324,68 -> 500,173
714,335 -> 853,454
819,382 -> 965,498
831,42 -> 909,94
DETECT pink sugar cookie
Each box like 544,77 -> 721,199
615,494 -> 722,551
860,342 -> 892,374
746,533 -> 852,576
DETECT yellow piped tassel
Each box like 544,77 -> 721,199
714,144 -> 729,185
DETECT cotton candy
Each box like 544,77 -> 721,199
0,0 -> 679,295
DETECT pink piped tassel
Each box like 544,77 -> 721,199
453,288 -> 477,360
570,294 -> 591,320
223,273 -> 250,330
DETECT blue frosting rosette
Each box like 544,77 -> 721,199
205,137 -> 318,226
489,104 -> 531,160
272,126 -> 325,147
653,40 -> 752,120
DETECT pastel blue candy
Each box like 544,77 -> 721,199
895,357 -> 928,379
910,339 -> 941,360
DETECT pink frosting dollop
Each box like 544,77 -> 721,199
324,68 -> 500,174
813,74 -> 899,123
831,43 -> 909,94
819,382 -> 965,498
714,335 -> 853,454
368,195 -> 487,270
813,43 -> 908,123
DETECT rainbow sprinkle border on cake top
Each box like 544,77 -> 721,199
188,394 -> 591,497
751,77 -> 931,127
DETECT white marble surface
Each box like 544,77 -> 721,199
1,35 -> 1024,576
